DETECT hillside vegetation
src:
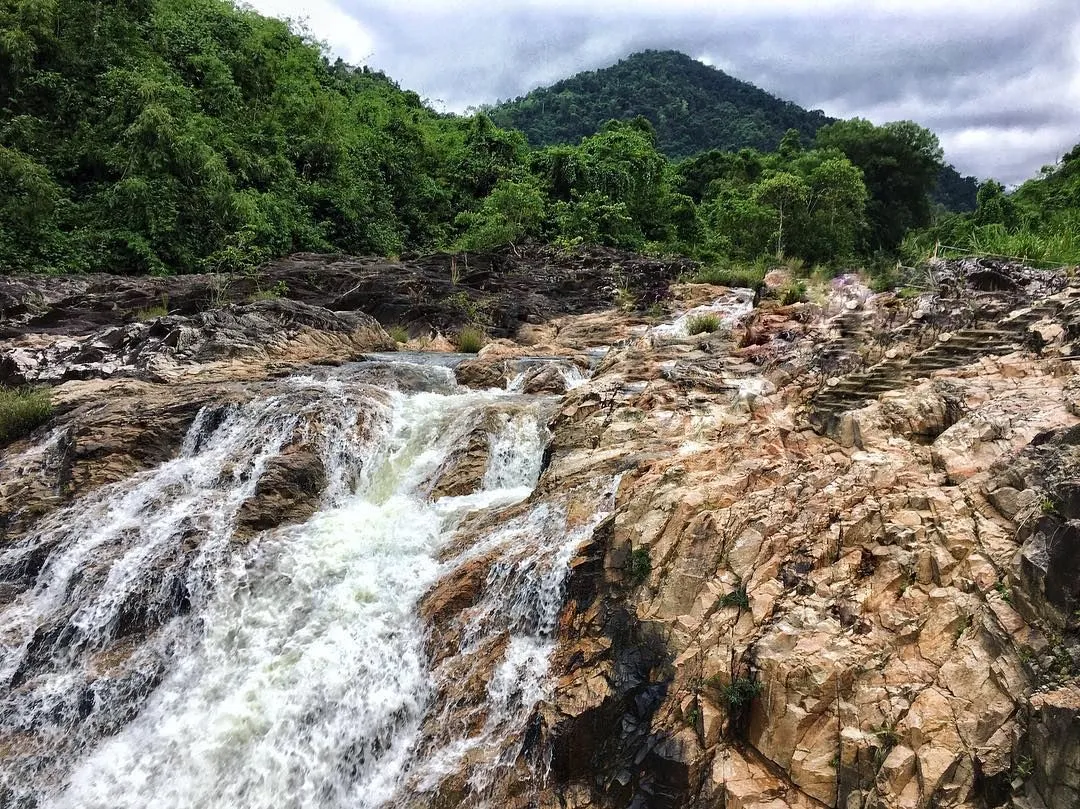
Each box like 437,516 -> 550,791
1,0 -> 1072,284
1,0 -> 499,274
904,144 -> 1080,267
489,50 -> 978,213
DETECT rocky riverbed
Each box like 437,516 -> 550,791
0,251 -> 1077,809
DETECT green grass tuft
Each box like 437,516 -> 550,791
387,325 -> 410,343
136,305 -> 169,320
455,325 -> 486,353
0,387 -> 53,445
686,312 -> 722,335
136,294 -> 170,320
248,280 -> 289,303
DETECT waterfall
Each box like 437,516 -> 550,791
0,360 -> 605,809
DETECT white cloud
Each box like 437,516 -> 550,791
244,0 -> 375,64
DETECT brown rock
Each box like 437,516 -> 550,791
234,445 -> 327,538
429,429 -> 491,499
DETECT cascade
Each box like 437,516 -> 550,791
0,359 -> 611,809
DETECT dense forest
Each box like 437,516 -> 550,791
488,50 -> 831,159
0,0 -> 1075,280
488,50 -> 979,214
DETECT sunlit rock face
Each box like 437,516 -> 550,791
1,255 -> 1078,809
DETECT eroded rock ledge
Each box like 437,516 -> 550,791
421,260 -> 1080,809
2,255 -> 1078,809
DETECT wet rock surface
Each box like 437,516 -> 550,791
2,255 -> 1080,809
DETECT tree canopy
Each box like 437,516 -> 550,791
0,0 -> 1033,282
489,49 -> 978,214
0,0 -> 477,273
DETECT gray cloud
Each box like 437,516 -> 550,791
251,0 -> 1080,184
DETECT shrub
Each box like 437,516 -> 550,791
721,676 -> 762,709
778,280 -> 807,305
692,264 -> 765,289
628,547 -> 651,584
0,387 -> 53,444
387,325 -> 409,343
686,312 -> 722,335
456,325 -> 485,353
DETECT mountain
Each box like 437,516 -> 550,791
489,49 -> 977,211
489,50 -> 829,159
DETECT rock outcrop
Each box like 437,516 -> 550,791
1,299 -> 394,386
0,244 -> 692,340
2,254 -> 1078,809
407,258 -> 1080,809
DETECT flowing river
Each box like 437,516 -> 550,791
0,359 -> 607,808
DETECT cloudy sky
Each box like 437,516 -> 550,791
247,0 -> 1080,185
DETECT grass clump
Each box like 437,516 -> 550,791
777,280 -> 807,305
628,547 -> 651,585
136,294 -> 169,320
248,280 -> 289,302
686,312 -> 722,335
692,264 -> 765,289
994,581 -> 1013,604
718,585 -> 750,610
136,304 -> 169,320
455,325 -> 486,353
387,325 -> 410,343
0,387 -> 53,445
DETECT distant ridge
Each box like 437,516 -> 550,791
489,49 -> 977,211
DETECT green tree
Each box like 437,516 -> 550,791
973,181 -> 1017,228
454,178 -> 546,250
816,118 -> 944,251
754,171 -> 809,258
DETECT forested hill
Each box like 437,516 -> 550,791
3,0 -> 1023,279
0,0 -> 498,275
489,49 -> 977,211
488,50 -> 829,159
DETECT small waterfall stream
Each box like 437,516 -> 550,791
0,359 -> 607,809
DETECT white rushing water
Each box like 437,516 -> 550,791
0,360 -> 604,809
646,287 -> 756,339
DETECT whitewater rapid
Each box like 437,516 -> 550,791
0,360 -> 601,809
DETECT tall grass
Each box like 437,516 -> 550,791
136,294 -> 169,320
455,325 -> 485,353
903,217 -> 1080,269
691,263 -> 766,289
686,313 -> 722,335
0,387 -> 53,444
